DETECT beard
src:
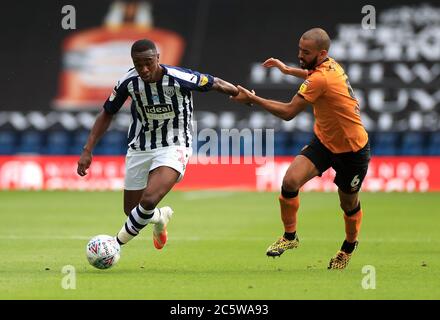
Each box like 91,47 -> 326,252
300,55 -> 319,70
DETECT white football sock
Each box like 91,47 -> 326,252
116,205 -> 159,244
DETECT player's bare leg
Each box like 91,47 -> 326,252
123,189 -> 144,216
141,166 -> 179,249
116,166 -> 179,248
328,189 -> 362,269
266,155 -> 319,257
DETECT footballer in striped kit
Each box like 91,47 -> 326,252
77,39 -> 238,262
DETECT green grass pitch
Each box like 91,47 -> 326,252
0,190 -> 439,299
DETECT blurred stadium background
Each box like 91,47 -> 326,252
1,0 -> 440,300
1,0 -> 440,191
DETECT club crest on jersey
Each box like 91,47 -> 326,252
164,87 -> 176,97
299,80 -> 309,94
109,88 -> 117,101
198,75 -> 209,87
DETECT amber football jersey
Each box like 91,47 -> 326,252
297,57 -> 368,153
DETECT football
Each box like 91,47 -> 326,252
86,235 -> 121,269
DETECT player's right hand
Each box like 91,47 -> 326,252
262,58 -> 286,71
77,151 -> 92,176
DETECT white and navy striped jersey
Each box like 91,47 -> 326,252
103,64 -> 214,151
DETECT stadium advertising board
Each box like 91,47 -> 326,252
0,156 -> 438,192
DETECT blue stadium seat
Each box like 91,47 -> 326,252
94,130 -> 126,155
17,130 -> 44,154
427,131 -> 440,155
45,130 -> 71,155
274,131 -> 290,156
69,129 -> 91,155
371,132 -> 399,156
400,132 -> 425,155
0,130 -> 18,154
289,131 -> 313,155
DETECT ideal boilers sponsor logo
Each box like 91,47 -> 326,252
144,104 -> 175,120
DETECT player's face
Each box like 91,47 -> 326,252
132,50 -> 160,82
298,38 -> 321,70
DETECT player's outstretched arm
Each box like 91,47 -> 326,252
77,110 -> 114,176
262,58 -> 308,79
212,77 -> 239,96
231,85 -> 308,121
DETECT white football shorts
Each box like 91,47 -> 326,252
124,146 -> 192,190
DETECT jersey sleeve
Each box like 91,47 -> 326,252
102,76 -> 131,114
165,66 -> 214,92
297,71 -> 326,103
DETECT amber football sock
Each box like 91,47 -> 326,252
343,203 -> 363,243
279,188 -> 300,234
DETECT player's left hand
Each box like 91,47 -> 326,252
77,150 -> 92,177
230,85 -> 255,105
262,57 -> 285,71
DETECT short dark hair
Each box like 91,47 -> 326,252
301,28 -> 330,51
131,39 -> 157,55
